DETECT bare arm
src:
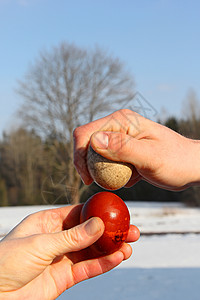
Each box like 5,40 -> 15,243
73,109 -> 200,191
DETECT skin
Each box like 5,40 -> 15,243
0,205 -> 140,300
73,109 -> 200,191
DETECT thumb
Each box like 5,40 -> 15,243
90,131 -> 145,167
38,217 -> 105,259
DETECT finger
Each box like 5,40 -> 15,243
62,204 -> 83,230
37,217 -> 105,260
125,175 -> 142,187
124,166 -> 142,188
73,123 -> 97,185
71,229 -> 137,287
126,225 -> 140,243
119,242 -> 133,260
71,250 -> 124,286
3,205 -> 83,241
90,131 -> 150,169
66,223 -> 140,264
73,144 -> 93,185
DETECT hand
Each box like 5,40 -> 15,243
0,205 -> 140,300
73,109 -> 200,191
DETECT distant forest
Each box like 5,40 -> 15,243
1,43 -> 200,207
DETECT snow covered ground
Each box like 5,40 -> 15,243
0,202 -> 200,300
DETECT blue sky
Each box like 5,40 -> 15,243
0,0 -> 200,134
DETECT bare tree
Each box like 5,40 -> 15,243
16,42 -> 135,204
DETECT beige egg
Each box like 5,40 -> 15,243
87,145 -> 133,190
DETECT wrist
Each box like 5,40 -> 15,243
186,139 -> 200,188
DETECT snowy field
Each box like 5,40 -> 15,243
0,202 -> 200,300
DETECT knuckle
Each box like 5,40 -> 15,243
73,125 -> 84,140
73,127 -> 79,139
119,108 -> 133,115
63,227 -> 84,250
117,108 -> 134,120
110,132 -> 127,152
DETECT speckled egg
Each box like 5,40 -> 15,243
87,145 -> 133,190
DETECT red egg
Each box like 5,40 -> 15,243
80,192 -> 130,256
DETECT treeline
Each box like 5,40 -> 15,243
1,114 -> 200,207
0,128 -> 85,206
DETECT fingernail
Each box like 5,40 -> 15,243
85,217 -> 102,236
93,132 -> 108,149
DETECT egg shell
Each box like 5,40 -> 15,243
87,145 -> 133,190
80,191 -> 130,256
